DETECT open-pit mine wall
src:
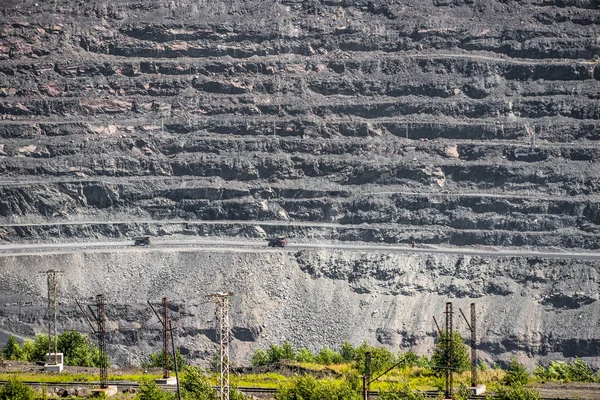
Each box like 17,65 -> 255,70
0,0 -> 599,367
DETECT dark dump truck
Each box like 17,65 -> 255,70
266,236 -> 287,247
133,236 -> 152,246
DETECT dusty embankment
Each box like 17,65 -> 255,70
0,245 -> 599,369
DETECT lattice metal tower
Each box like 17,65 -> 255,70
75,294 -> 110,389
208,292 -> 232,400
470,303 -> 477,387
96,294 -> 108,388
445,301 -> 454,399
162,297 -> 170,379
44,270 -> 61,363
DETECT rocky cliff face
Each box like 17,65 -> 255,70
0,0 -> 599,366
1,248 -> 599,368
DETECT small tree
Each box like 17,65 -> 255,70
379,383 -> 426,400
354,342 -> 396,376
295,347 -> 315,363
143,350 -> 186,372
276,375 -> 360,400
316,347 -> 343,365
400,351 -> 418,367
0,378 -> 36,400
504,358 -> 529,386
340,341 -> 355,362
453,383 -> 471,400
58,330 -> 103,367
24,334 -> 50,363
494,384 -> 541,400
281,341 -> 296,360
567,358 -> 595,382
250,348 -> 269,366
431,331 -> 470,374
179,365 -> 217,400
267,344 -> 285,364
136,381 -> 175,400
2,335 -> 22,360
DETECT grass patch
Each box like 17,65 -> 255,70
0,371 -> 163,384
231,372 -> 291,388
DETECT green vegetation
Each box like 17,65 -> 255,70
2,335 -> 21,361
493,383 -> 541,400
378,383 -> 426,400
3,331 -> 600,399
430,331 -> 470,374
135,366 -> 246,400
137,381 -> 175,400
533,358 -> 600,383
142,350 -> 186,372
504,358 -> 529,386
0,378 -> 36,400
275,375 -> 360,400
2,331 -> 103,367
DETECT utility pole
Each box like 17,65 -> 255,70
148,297 -> 179,389
96,295 -> 108,388
148,298 -> 177,385
445,302 -> 453,399
362,351 -> 371,400
208,292 -> 232,400
41,270 -> 63,371
76,295 -> 109,389
460,303 -> 478,388
169,322 -> 182,400
163,298 -> 170,379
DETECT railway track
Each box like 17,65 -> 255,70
0,380 -> 574,399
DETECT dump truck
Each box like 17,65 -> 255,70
133,236 -> 152,246
266,236 -> 287,247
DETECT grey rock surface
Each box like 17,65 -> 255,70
0,247 -> 599,368
0,0 -> 599,368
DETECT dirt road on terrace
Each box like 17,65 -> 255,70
0,238 -> 598,260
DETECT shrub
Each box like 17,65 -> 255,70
504,358 -> 529,386
431,331 -> 470,374
340,341 -> 355,362
275,375 -> 360,400
179,365 -> 217,400
494,383 -> 541,400
567,358 -> 594,382
416,355 -> 430,369
281,341 -> 296,361
379,383 -> 426,400
547,361 -> 570,381
453,383 -> 471,400
0,378 -> 36,400
267,344 -> 285,364
136,381 -> 175,400
295,347 -> 316,363
12,331 -> 103,367
316,347 -> 343,365
2,335 -> 22,360
401,351 -> 418,367
25,334 -> 50,363
250,348 -> 269,366
143,350 -> 186,372
229,386 -> 247,400
533,365 -> 549,380
354,342 -> 396,376
58,330 -> 103,367
534,358 -> 595,383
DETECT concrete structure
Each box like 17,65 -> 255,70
44,353 -> 64,373
471,385 -> 487,395
92,386 -> 118,397
155,376 -> 178,385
